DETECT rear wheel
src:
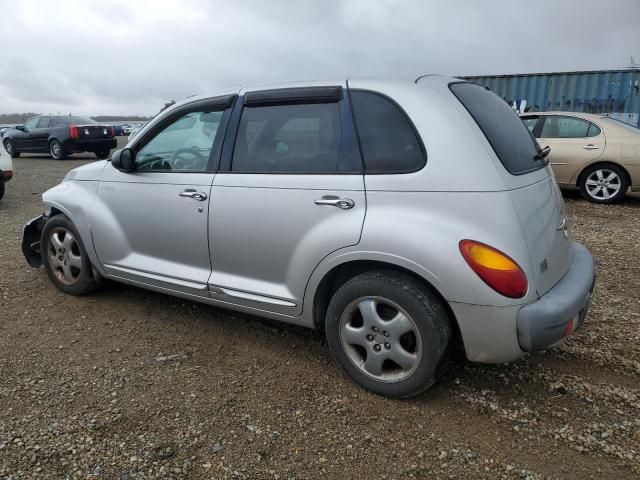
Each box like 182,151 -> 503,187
49,139 -> 67,160
578,164 -> 628,204
95,149 -> 110,159
325,271 -> 452,398
41,215 -> 101,295
4,139 -> 19,158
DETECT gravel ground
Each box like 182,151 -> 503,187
1,146 -> 639,479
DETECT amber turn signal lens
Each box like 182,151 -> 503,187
459,240 -> 528,298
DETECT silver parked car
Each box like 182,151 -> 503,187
22,76 -> 595,398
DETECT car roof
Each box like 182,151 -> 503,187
167,75 -> 459,110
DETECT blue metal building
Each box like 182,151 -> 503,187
462,70 -> 640,127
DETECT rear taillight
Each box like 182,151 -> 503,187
108,126 -> 115,137
69,125 -> 79,139
459,240 -> 528,298
3,170 -> 13,178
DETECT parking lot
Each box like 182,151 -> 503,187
1,148 -> 639,479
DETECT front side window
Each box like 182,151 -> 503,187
36,117 -> 50,128
23,118 -> 39,130
350,91 -> 425,173
521,116 -> 539,134
135,110 -> 224,172
231,102 -> 360,173
540,116 -> 598,138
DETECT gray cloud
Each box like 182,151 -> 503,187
0,0 -> 637,115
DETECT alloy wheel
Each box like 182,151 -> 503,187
4,140 -> 13,155
51,141 -> 62,159
339,296 -> 422,382
47,227 -> 83,285
585,168 -> 621,201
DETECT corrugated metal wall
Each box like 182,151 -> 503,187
462,70 -> 640,127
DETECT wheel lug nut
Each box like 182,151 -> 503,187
383,331 -> 389,337
372,326 -> 379,333
373,344 -> 381,352
384,342 -> 391,350
366,335 -> 374,341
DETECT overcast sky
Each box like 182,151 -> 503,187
0,0 -> 637,116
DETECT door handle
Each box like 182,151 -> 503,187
583,144 -> 599,150
314,196 -> 355,210
179,189 -> 208,201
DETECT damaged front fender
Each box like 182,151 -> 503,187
22,214 -> 46,267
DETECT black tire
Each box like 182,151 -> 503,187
0,183 -> 4,200
4,139 -> 19,158
41,215 -> 101,295
325,271 -> 452,398
578,163 -> 629,204
49,139 -> 67,160
95,149 -> 110,159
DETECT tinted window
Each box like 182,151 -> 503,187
232,102 -> 360,173
350,91 -> 424,173
541,116 -> 595,138
450,83 -> 545,175
36,117 -> 50,128
23,118 -> 39,130
51,116 -> 97,126
135,110 -> 224,172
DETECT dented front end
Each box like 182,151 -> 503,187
21,213 -> 47,267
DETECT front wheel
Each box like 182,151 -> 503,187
325,271 -> 452,398
578,164 -> 628,204
41,215 -> 101,295
49,139 -> 67,160
4,139 -> 19,158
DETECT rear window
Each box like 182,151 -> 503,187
450,83 -> 546,175
51,116 -> 97,126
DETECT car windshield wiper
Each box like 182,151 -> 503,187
534,145 -> 550,161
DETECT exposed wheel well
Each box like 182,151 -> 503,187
576,161 -> 632,188
312,260 -> 464,350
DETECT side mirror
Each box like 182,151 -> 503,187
111,148 -> 136,172
16,126 -> 25,132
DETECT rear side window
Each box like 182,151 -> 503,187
540,116 -> 600,138
450,83 -> 545,175
350,91 -> 425,173
36,117 -> 50,128
232,102 -> 361,173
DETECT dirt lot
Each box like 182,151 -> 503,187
1,146 -> 639,479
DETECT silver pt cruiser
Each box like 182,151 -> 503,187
22,76 -> 595,398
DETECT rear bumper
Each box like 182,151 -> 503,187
517,241 -> 595,352
63,138 -> 116,153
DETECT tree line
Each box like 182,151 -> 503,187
0,113 -> 150,124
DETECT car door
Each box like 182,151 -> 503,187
15,117 -> 39,150
90,96 -> 235,297
31,116 -> 51,151
537,115 -> 605,185
208,85 -> 365,315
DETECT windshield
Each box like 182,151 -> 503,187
52,116 -> 97,126
601,116 -> 640,132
